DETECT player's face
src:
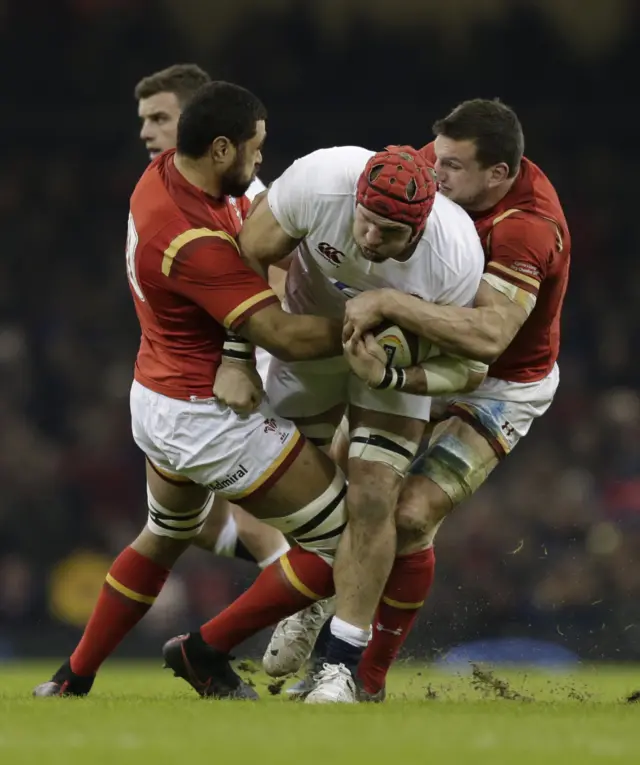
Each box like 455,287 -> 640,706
138,92 -> 182,160
220,120 -> 265,198
433,135 -> 497,210
353,206 -> 414,262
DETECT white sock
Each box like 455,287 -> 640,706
257,541 -> 291,569
330,616 -> 370,648
213,514 -> 238,557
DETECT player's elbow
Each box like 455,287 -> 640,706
472,339 -> 502,365
469,324 -> 512,364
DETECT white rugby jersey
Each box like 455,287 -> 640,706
268,146 -> 484,317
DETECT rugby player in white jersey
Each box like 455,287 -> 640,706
215,144 -> 487,702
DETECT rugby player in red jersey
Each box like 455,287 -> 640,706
33,82 -> 349,699
337,98 -> 570,698
135,63 -> 305,578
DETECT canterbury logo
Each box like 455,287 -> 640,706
317,241 -> 345,265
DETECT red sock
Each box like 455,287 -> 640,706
200,546 -> 334,653
358,547 -> 435,694
70,547 -> 169,676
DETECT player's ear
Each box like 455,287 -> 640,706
488,162 -> 510,187
210,136 -> 233,163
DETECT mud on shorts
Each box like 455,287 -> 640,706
410,365 -> 560,505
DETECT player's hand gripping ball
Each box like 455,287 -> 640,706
372,320 -> 437,368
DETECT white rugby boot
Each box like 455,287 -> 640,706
263,596 -> 336,677
304,662 -> 357,704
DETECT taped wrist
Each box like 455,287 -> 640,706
222,332 -> 254,362
370,367 -> 407,391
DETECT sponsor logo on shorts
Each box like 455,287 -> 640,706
263,418 -> 278,433
501,421 -> 515,438
317,241 -> 345,265
209,463 -> 248,492
263,418 -> 290,444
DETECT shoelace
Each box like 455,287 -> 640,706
314,662 -> 348,683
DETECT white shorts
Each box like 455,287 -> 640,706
431,364 -> 560,455
130,380 -> 303,501
255,347 -> 272,386
266,354 -> 432,422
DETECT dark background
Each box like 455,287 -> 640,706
1,0 -> 639,664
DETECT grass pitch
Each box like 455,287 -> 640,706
1,661 -> 640,764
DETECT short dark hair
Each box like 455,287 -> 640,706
176,81 -> 267,159
134,64 -> 210,106
432,98 -> 524,178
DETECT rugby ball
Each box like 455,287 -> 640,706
372,320 -> 436,368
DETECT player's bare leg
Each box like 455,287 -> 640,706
261,408 -> 343,678
358,416 -> 500,698
269,415 -> 348,697
194,495 -> 290,567
304,407 -> 425,704
34,461 -> 217,698
164,438 -> 350,700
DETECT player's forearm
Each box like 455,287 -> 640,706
398,356 -> 487,396
382,290 -> 506,364
270,315 -> 343,361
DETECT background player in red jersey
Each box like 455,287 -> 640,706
271,98 -> 570,700
34,82 -> 350,699
134,63 -> 302,578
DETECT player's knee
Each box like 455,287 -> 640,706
347,458 -> 402,527
280,468 -> 348,559
146,485 -> 214,541
395,477 -> 451,553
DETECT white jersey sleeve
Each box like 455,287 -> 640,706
426,194 -> 485,309
267,154 -> 318,239
268,146 -> 373,240
246,176 -> 266,202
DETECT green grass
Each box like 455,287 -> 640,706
2,661 -> 640,764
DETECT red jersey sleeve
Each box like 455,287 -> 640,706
162,228 -> 279,330
485,214 -> 558,297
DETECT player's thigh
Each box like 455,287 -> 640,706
294,404 -> 346,452
409,414 -> 501,512
145,459 -> 211,514
346,405 -> 427,525
239,437 -> 347,559
132,380 -> 346,558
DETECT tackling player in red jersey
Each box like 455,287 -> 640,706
34,82 -> 349,699
339,98 -> 570,698
134,63 -> 297,572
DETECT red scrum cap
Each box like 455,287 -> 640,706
356,145 -> 437,233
